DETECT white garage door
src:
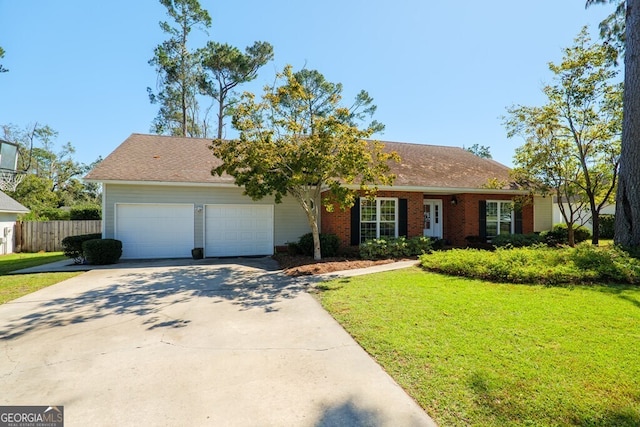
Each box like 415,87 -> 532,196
205,205 -> 274,257
116,204 -> 194,259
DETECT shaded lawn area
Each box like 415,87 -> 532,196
316,267 -> 640,427
0,252 -> 80,304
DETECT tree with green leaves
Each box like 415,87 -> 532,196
211,65 -> 398,260
0,46 -> 8,73
148,0 -> 211,137
504,28 -> 622,246
198,41 -> 274,139
588,0 -> 640,249
464,144 -> 492,159
586,0 -> 626,57
1,123 -> 101,218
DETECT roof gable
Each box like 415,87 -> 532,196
0,191 -> 29,213
86,133 -> 513,190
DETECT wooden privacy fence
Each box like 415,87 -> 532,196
17,220 -> 102,253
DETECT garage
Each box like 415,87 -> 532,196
115,203 -> 194,259
205,204 -> 274,257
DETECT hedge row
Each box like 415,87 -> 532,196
61,233 -> 121,265
492,224 -> 592,248
420,244 -> 640,285
359,236 -> 439,260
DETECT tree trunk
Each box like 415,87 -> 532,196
616,0 -> 640,248
589,198 -> 600,245
310,217 -> 321,261
217,91 -> 225,140
298,194 -> 322,260
591,211 -> 600,245
568,224 -> 576,247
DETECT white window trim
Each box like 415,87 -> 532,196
360,197 -> 399,242
486,200 -> 514,237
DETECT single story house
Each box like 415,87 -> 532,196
0,191 -> 29,254
85,133 -> 553,259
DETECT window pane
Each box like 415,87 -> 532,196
499,221 -> 511,235
359,198 -> 397,242
486,222 -> 498,237
424,205 -> 431,229
486,202 -> 498,221
380,200 -> 396,221
361,223 -> 377,243
380,222 -> 395,239
361,200 -> 376,222
500,202 -> 513,222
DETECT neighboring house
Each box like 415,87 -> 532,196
552,196 -> 616,234
85,133 -> 552,259
0,191 -> 29,254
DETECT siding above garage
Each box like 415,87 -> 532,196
102,184 -> 312,254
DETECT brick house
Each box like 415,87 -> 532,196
86,134 -> 551,259
321,142 -> 544,247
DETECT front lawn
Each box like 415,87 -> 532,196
316,268 -> 640,426
0,252 -> 80,304
0,252 -> 67,275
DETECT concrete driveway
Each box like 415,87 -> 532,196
0,259 -> 435,426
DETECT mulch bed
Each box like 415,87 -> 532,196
273,253 -> 399,276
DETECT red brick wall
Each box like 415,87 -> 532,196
320,190 -> 424,247
320,191 -> 534,248
447,193 -> 534,246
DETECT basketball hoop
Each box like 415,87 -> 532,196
0,170 -> 25,192
0,139 -> 26,193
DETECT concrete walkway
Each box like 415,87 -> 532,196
1,258 -> 435,426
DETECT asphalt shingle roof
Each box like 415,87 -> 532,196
85,133 -> 513,190
0,191 -> 29,213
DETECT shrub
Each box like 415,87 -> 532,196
571,244 -> 640,283
70,205 -> 101,220
297,233 -> 340,257
82,239 -> 122,265
419,244 -> 640,285
408,236 -> 438,255
24,207 -> 71,221
464,235 -> 494,250
492,233 -> 544,248
286,241 -> 301,255
61,233 -> 102,264
360,236 -> 435,260
541,223 -> 592,246
599,214 -> 615,239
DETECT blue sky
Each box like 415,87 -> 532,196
0,1 -> 613,168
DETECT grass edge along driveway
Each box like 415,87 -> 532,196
0,252 -> 80,304
316,267 -> 640,427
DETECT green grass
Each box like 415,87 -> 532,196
0,252 -> 80,304
0,252 -> 67,275
316,268 -> 640,426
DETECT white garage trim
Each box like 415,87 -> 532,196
115,203 -> 194,259
204,204 -> 274,257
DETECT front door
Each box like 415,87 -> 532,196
423,199 -> 443,238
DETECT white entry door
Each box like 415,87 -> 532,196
423,199 -> 443,238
